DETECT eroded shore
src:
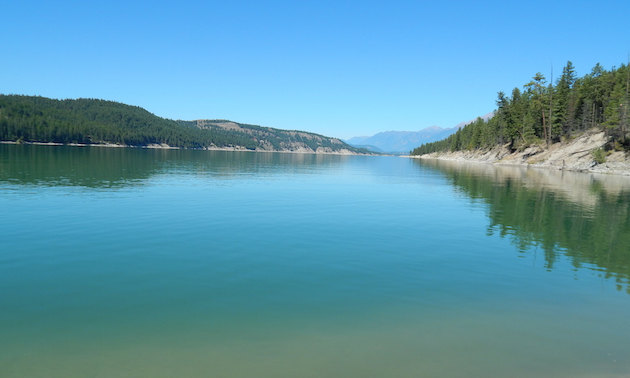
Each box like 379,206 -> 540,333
409,129 -> 630,176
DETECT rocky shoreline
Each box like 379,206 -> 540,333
0,140 -> 366,156
410,129 -> 630,176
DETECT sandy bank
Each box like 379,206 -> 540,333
408,129 -> 630,176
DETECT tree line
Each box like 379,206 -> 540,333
412,61 -> 630,155
0,95 -> 365,153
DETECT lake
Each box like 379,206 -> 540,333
1,144 -> 629,377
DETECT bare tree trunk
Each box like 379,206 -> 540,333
548,66 -> 553,144
542,110 -> 548,146
623,58 -> 629,142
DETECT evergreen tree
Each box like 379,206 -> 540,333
553,61 -> 577,136
0,95 -> 366,153
411,60 -> 630,155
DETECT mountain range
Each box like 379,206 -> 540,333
346,112 -> 494,154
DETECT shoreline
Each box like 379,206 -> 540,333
405,129 -> 630,176
0,140 -> 372,156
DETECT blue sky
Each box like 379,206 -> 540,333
2,1 -> 629,139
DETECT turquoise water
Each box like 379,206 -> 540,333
1,144 -> 629,377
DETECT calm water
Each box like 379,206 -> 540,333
1,144 -> 629,377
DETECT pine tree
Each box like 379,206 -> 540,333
553,61 -> 577,136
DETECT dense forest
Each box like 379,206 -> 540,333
411,61 -> 630,155
0,95 -> 366,153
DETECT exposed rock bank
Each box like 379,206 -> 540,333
0,140 -> 365,155
412,129 -> 630,176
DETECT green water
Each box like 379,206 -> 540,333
1,144 -> 629,377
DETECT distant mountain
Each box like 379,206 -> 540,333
347,144 -> 385,153
346,112 -> 494,154
0,95 -> 368,154
347,127 -> 455,154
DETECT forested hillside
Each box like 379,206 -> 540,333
0,95 -> 366,153
411,62 -> 630,155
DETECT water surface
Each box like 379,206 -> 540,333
1,145 -> 629,377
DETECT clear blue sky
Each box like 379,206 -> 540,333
3,1 -> 629,139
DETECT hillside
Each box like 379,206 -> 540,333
411,61 -> 630,158
414,128 -> 630,175
0,95 -> 367,154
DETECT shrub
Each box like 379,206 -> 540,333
592,148 -> 606,164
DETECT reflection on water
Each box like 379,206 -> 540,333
0,144 -> 352,188
2,144 -> 629,293
2,145 -> 630,377
418,159 -> 630,293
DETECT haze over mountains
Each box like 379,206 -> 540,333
347,112 -> 494,154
